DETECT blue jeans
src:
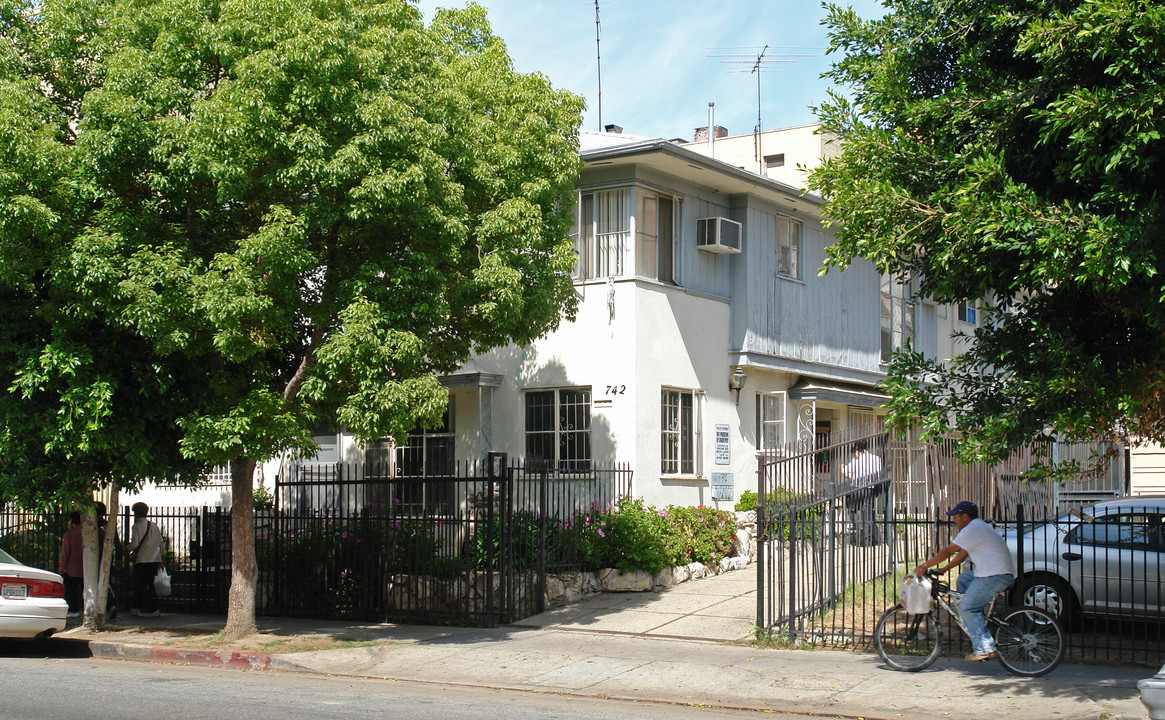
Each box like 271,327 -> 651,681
956,570 -> 1015,654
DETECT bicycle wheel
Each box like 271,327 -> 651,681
994,607 -> 1066,677
874,603 -> 940,671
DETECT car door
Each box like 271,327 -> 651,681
1066,510 -> 1161,617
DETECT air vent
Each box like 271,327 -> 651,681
695,217 -> 742,254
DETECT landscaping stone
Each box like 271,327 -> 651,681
600,568 -> 653,592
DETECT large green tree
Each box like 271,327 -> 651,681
0,0 -> 583,637
812,0 -> 1165,461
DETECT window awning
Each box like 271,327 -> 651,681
787,377 -> 889,407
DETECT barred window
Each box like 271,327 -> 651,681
393,405 -> 454,515
525,388 -> 591,472
661,388 -> 697,475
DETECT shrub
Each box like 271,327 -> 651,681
734,489 -> 824,541
665,505 -> 736,566
560,497 -> 739,574
468,511 -> 551,571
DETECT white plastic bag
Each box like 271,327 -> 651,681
154,565 -> 172,597
900,574 -> 932,614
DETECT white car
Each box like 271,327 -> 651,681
0,547 -> 68,639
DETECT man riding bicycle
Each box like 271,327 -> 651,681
914,501 -> 1016,662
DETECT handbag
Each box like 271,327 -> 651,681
153,565 -> 172,597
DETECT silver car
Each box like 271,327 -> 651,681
1003,496 -> 1164,623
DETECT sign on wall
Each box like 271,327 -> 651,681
711,473 -> 734,501
715,423 -> 731,465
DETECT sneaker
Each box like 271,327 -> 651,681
140,610 -> 161,618
108,606 -> 118,621
66,611 -> 80,619
965,651 -> 998,662
131,608 -> 141,616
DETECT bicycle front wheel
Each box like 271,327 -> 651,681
874,603 -> 940,672
994,607 -> 1066,677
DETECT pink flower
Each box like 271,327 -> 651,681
597,529 -> 605,538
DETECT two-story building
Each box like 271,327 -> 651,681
130,124 -> 974,512
382,126 -> 966,510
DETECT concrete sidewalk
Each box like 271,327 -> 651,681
69,569 -> 1151,720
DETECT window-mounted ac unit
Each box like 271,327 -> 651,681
696,217 -> 742,254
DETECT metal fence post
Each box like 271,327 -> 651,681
1015,503 -> 1025,607
537,462 -> 547,615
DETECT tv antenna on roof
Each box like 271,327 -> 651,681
591,0 -> 612,131
708,45 -> 818,170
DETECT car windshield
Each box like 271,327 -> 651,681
0,547 -> 21,565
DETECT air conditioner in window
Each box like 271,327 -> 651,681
695,217 -> 743,254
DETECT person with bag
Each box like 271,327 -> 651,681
913,501 -> 1016,662
126,502 -> 163,617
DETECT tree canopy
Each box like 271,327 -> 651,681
811,0 -> 1165,460
0,0 -> 584,632
0,0 -> 583,498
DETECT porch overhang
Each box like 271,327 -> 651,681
787,377 -> 889,408
439,371 -> 503,388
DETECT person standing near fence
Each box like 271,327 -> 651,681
58,511 -> 83,618
126,502 -> 162,618
842,439 -> 884,545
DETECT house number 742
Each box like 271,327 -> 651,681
605,385 -> 626,396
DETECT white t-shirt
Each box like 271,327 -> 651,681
952,518 -> 1015,578
843,451 -> 883,485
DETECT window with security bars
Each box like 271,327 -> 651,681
392,405 -> 455,515
525,388 -> 591,472
661,388 -> 696,475
573,189 -> 630,280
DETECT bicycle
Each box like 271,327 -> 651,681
873,570 -> 1066,676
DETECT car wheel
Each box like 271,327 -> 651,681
1017,574 -> 1077,625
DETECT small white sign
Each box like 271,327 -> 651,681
715,423 -> 731,465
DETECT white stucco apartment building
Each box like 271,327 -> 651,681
130,124 -> 980,512
401,126 -> 973,511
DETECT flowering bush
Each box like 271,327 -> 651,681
559,497 -> 737,574
666,505 -> 736,566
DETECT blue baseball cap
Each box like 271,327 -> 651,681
946,501 -> 978,518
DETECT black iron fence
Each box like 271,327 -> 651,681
757,431 -> 1162,667
0,458 -> 633,627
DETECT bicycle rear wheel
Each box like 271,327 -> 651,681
874,603 -> 940,671
994,607 -> 1066,677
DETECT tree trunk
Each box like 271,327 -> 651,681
96,486 -> 118,625
80,506 -> 102,628
82,486 -> 120,630
223,457 -> 258,639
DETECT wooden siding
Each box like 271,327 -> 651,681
1130,442 -> 1165,495
737,202 -> 882,375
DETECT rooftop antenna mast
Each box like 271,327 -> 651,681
708,45 -> 817,172
594,0 -> 605,131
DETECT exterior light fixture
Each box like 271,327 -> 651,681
729,367 -> 747,406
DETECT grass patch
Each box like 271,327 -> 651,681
749,625 -> 815,650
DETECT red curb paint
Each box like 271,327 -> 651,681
148,647 -> 271,669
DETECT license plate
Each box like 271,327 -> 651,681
2,582 -> 28,599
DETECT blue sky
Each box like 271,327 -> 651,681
414,0 -> 884,141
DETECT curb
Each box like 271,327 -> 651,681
89,640 -> 271,670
